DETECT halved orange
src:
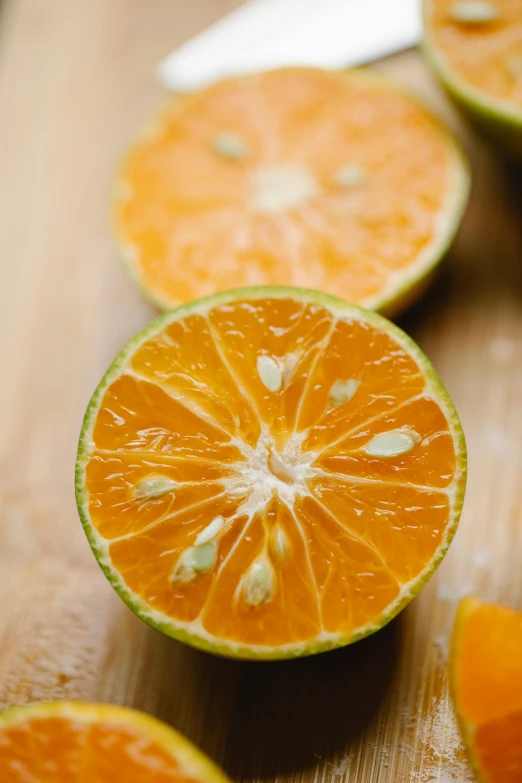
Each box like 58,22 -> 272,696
423,0 -> 522,155
114,67 -> 469,315
450,597 -> 522,783
75,287 -> 467,659
0,701 -> 230,782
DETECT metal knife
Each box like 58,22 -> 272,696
158,0 -> 422,93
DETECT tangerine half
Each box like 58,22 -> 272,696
0,701 -> 230,782
76,288 -> 467,659
424,0 -> 522,155
114,68 -> 469,314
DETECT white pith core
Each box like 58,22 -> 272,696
226,428 -> 318,511
167,415 -> 424,605
250,164 -> 318,212
169,428 -> 319,592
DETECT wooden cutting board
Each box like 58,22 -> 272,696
0,1 -> 521,781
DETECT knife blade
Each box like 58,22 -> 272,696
158,0 -> 422,93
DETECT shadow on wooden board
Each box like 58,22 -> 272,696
398,144 -> 522,349
146,614 -> 403,780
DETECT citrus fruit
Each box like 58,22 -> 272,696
113,67 -> 469,315
75,287 -> 467,659
423,0 -> 522,156
450,597 -> 522,783
0,701 -> 230,782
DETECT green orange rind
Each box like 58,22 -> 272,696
76,286 -> 467,660
0,701 -> 230,783
112,68 -> 470,318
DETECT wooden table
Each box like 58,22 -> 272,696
1,2 -> 521,781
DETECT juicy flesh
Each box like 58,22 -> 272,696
84,298 -> 458,649
0,713 -> 197,782
454,599 -> 522,783
115,68 -> 456,307
428,0 -> 522,110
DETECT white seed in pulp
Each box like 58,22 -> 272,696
257,354 -> 283,392
334,165 -> 366,188
192,542 -> 218,571
195,516 -> 224,546
134,475 -> 178,499
449,1 -> 498,24
171,548 -> 198,585
213,133 -> 247,159
243,559 -> 275,607
271,525 -> 289,561
171,542 -> 217,585
328,378 -> 361,409
363,429 -> 420,458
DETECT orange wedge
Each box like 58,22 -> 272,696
423,0 -> 522,155
451,597 -> 522,783
114,67 -> 469,315
75,287 -> 467,659
0,701 -> 230,782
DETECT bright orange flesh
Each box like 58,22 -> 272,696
426,0 -> 522,110
114,68 -> 463,311
0,703 -> 226,782
78,293 -> 464,655
451,598 -> 522,783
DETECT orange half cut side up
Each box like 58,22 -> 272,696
423,0 -> 522,155
114,67 -> 469,315
425,0 -> 522,113
76,287 -> 467,659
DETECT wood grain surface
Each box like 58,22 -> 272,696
1,1 -> 521,781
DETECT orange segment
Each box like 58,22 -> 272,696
0,702 -> 230,783
207,297 -> 334,435
76,289 -> 466,659
92,373 -> 243,461
450,597 -> 522,783
314,396 -> 457,488
307,478 -> 450,584
86,451 -> 233,540
130,313 -> 261,445
201,500 -> 323,646
425,0 -> 522,111
295,495 -> 401,634
114,68 -> 469,314
109,497 -> 245,624
297,317 -> 426,443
